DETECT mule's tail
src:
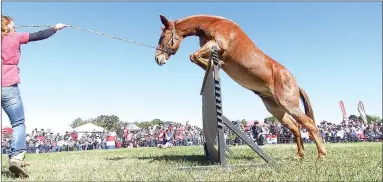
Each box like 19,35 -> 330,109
299,87 -> 316,140
299,87 -> 315,122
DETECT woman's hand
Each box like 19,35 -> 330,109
54,23 -> 68,30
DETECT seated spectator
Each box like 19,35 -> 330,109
350,129 -> 358,142
301,129 -> 309,143
159,127 -> 174,149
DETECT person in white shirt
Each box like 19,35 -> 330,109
25,134 -> 30,143
301,129 -> 309,143
336,128 -> 345,142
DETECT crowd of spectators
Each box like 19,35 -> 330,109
317,119 -> 383,143
234,118 -> 383,145
2,118 -> 382,154
1,128 -> 107,154
115,121 -> 203,148
1,121 -> 204,154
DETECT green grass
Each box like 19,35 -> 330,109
2,142 -> 382,181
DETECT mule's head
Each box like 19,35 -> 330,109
155,15 -> 183,66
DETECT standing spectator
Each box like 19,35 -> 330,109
123,127 -> 129,148
117,126 -> 124,142
251,121 -> 260,141
31,129 -> 38,139
27,139 -> 35,153
54,133 -> 61,142
71,131 -> 78,142
86,134 -> 93,150
126,132 -> 133,148
63,131 -> 71,141
1,14 -> 67,176
46,132 -> 54,141
25,134 -> 31,145
101,130 -> 108,149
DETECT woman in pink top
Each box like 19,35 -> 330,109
1,15 -> 67,177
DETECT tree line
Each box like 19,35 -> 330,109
69,115 -> 188,132
69,114 -> 382,132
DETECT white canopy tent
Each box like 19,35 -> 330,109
73,123 -> 105,133
126,123 -> 141,131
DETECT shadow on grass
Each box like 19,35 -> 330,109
105,155 -> 214,165
105,156 -> 129,161
105,154 -> 259,166
139,155 -> 214,165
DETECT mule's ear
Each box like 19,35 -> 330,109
160,15 -> 169,28
160,26 -> 165,31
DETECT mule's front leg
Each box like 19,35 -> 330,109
189,40 -> 224,70
190,54 -> 209,70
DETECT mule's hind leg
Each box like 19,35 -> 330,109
288,107 -> 326,159
272,67 -> 327,159
274,93 -> 327,159
260,96 -> 305,159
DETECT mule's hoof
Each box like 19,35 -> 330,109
218,61 -> 226,68
317,154 -> 326,160
294,154 -> 304,160
318,149 -> 327,159
189,54 -> 195,62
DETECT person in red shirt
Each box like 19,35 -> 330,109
36,135 -> 45,142
71,131 -> 79,150
71,131 -> 78,141
123,128 -> 129,148
1,15 -> 67,177
158,126 -> 165,147
116,139 -> 121,148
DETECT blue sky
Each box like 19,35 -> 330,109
1,2 -> 381,133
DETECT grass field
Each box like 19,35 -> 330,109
1,142 -> 382,181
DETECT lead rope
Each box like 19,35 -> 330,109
14,25 -> 171,53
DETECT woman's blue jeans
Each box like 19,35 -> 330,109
1,84 -> 26,159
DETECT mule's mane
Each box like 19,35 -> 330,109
174,14 -> 239,26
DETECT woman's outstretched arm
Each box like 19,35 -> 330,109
28,23 -> 67,42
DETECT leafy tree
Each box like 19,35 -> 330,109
135,121 -> 151,129
241,119 -> 247,126
90,115 -> 122,132
349,115 -> 359,121
366,115 -> 381,124
70,118 -> 87,128
264,116 -> 279,124
356,114 -> 380,124
150,119 -> 162,126
121,121 -> 130,127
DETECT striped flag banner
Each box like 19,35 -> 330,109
339,100 -> 347,124
358,101 -> 367,124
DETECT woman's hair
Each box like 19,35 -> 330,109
1,15 -> 13,39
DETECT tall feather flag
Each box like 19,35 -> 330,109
339,100 -> 347,124
358,101 -> 367,124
